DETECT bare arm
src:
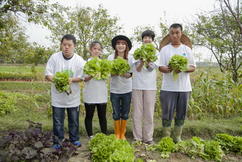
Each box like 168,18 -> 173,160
159,66 -> 172,73
185,65 -> 196,73
69,77 -> 82,83
136,60 -> 144,72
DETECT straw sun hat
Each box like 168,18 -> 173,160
159,34 -> 192,50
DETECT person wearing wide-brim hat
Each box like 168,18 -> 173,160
108,35 -> 133,140
158,23 -> 196,143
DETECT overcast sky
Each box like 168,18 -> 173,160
25,0 -> 218,61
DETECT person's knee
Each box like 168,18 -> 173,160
113,113 -> 120,120
121,113 -> 129,120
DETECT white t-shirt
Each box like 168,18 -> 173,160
45,52 -> 86,107
83,58 -> 108,104
132,53 -> 159,90
108,54 -> 133,94
159,44 -> 196,92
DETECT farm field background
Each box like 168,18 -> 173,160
0,64 -> 241,161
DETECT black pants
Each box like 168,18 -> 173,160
84,103 -> 107,136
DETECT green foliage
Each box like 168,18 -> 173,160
84,57 -> 112,80
189,71 -> 242,119
0,91 -> 38,116
134,43 -> 157,64
88,133 -> 135,162
176,137 -> 206,159
44,5 -> 121,59
0,0 -> 53,25
215,133 -> 242,154
0,72 -> 37,81
192,0 -> 241,82
53,70 -> 72,95
176,137 -> 224,162
148,137 -> 176,158
168,55 -> 188,80
111,57 -> 130,75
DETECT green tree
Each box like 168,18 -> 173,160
44,5 -> 122,59
24,43 -> 53,65
192,0 -> 241,82
0,13 -> 30,63
0,0 -> 59,64
0,0 -> 52,27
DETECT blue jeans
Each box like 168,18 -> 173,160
110,92 -> 132,120
52,106 -> 80,144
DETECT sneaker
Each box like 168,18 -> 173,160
52,144 -> 61,150
72,141 -> 82,147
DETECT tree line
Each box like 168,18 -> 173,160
0,0 -> 241,82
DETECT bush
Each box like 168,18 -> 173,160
0,91 -> 38,115
88,133 -> 135,162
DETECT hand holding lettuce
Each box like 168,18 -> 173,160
168,55 -> 188,80
53,70 -> 73,95
134,43 -> 157,64
111,57 -> 130,75
84,57 -> 112,80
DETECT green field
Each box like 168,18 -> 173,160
0,64 -> 45,73
0,65 -> 241,161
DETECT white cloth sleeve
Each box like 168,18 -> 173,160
159,48 -> 167,67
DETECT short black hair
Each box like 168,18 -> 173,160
61,34 -> 76,45
141,30 -> 155,41
89,41 -> 103,49
169,23 -> 183,31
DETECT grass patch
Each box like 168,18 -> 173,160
0,64 -> 45,73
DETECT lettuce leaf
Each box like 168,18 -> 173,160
133,43 -> 157,64
111,57 -> 130,75
84,57 -> 112,80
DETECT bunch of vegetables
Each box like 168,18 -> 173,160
133,43 -> 157,64
84,57 -> 112,80
111,57 -> 130,75
88,133 -> 135,162
147,137 -> 176,158
214,133 -> 242,154
53,70 -> 73,95
168,54 -> 188,80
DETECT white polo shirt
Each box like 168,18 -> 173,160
45,52 -> 85,107
159,44 -> 196,92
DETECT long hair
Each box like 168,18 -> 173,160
114,41 -> 129,60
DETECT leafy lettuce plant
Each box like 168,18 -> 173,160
88,133 -> 135,162
134,43 -> 157,64
215,133 -> 242,154
111,57 -> 130,75
168,55 -> 188,80
147,137 -> 176,158
84,57 -> 112,80
53,70 -> 72,95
